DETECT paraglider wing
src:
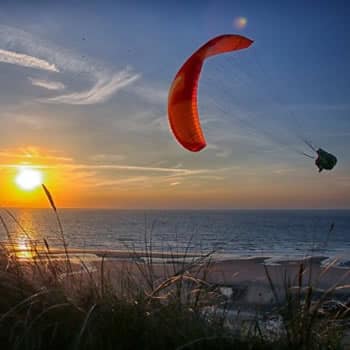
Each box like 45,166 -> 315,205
168,35 -> 253,152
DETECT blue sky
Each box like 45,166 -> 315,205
0,0 -> 349,208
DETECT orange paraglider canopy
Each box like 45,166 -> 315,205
168,34 -> 253,152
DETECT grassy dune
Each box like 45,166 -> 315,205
0,186 -> 348,349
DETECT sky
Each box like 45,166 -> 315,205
0,0 -> 349,209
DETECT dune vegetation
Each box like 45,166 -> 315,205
0,186 -> 349,350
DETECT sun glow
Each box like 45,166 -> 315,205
15,168 -> 43,191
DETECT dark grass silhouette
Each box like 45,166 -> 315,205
0,185 -> 348,349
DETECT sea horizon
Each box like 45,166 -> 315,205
4,207 -> 350,211
1,208 -> 349,262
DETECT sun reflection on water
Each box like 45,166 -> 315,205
3,210 -> 39,260
15,235 -> 34,259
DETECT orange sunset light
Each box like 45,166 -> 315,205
1,164 -> 51,208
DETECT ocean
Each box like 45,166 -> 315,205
1,209 -> 349,260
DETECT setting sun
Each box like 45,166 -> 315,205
15,168 -> 43,191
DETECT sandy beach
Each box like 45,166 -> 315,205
8,247 -> 347,308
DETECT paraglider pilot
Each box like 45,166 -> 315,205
315,148 -> 337,172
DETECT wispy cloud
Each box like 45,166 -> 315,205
28,77 -> 65,90
89,154 -> 126,162
95,176 -> 149,187
60,164 -> 208,175
206,144 -> 232,158
131,84 -> 167,105
0,48 -> 58,72
0,162 -> 209,176
0,147 -> 73,163
0,25 -> 95,74
44,67 -> 140,105
0,25 -> 140,105
286,103 -> 350,112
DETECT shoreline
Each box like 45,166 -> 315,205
1,246 -> 350,308
5,245 -> 350,267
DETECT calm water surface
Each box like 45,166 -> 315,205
1,209 -> 349,259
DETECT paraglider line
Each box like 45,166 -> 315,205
298,151 -> 315,160
301,138 -> 317,153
